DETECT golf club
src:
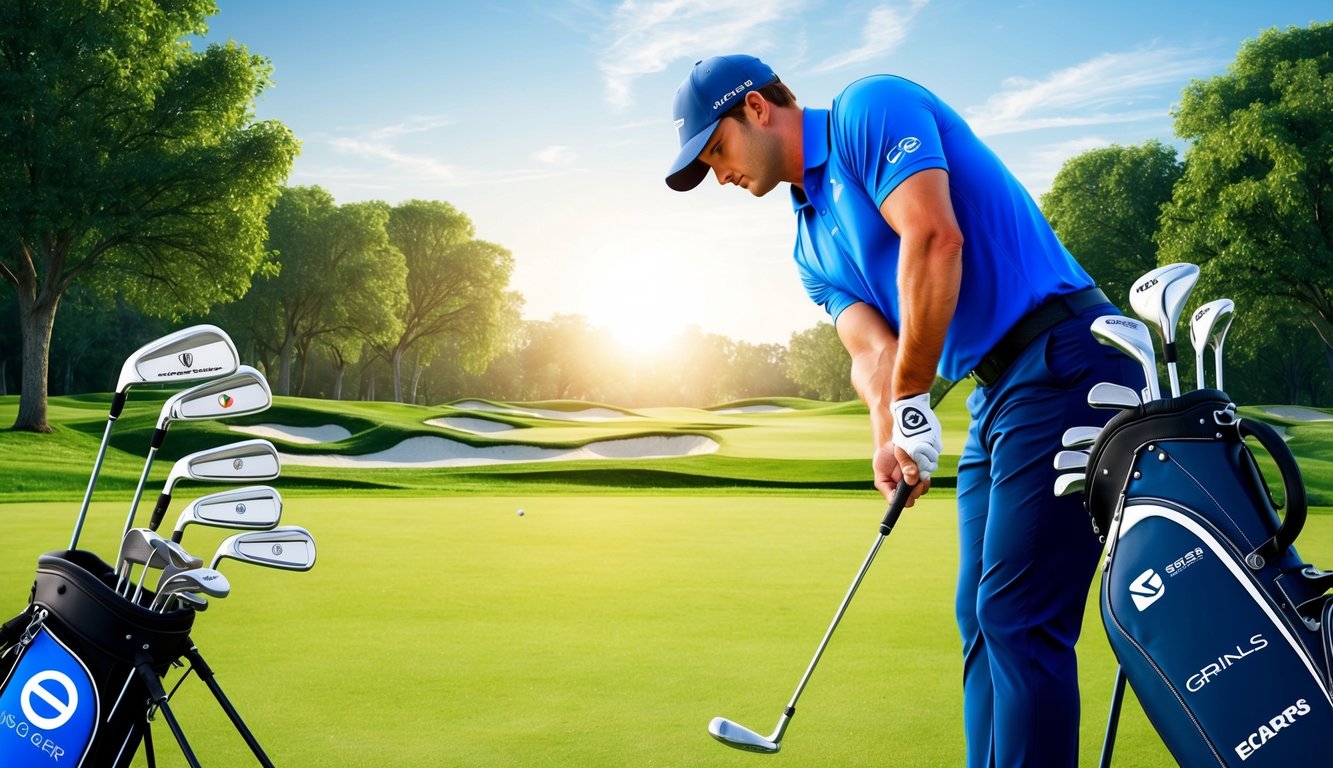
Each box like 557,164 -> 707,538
1054,473 -> 1086,497
1129,263 -> 1200,397
170,486 -> 284,544
209,526 -> 317,572
113,528 -> 201,596
120,366 -> 273,546
1054,450 -> 1089,472
150,568 -> 230,612
1061,426 -> 1101,450
1189,299 -> 1235,391
70,325 -> 239,550
148,438 -> 280,532
1089,315 -> 1161,401
708,480 -> 911,754
131,537 -> 204,604
1088,382 -> 1142,410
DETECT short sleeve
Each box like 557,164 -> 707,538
798,255 -> 859,323
832,77 -> 949,207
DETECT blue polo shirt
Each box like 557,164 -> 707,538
792,75 -> 1094,381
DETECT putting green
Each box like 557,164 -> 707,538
10,493 -> 1316,767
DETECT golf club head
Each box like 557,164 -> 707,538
115,325 -> 239,394
1053,450 -> 1089,472
153,439 -> 281,529
1089,315 -> 1161,400
1054,473 -> 1086,497
708,717 -> 780,754
171,485 -> 283,543
1190,299 -> 1235,390
173,592 -> 209,612
210,525 -> 316,572
1061,426 -> 1101,450
151,568 -> 230,610
157,365 -> 272,430
1129,264 -> 1200,343
1088,382 -> 1142,410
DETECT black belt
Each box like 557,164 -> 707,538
969,287 -> 1110,387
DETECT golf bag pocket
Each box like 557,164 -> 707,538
1088,390 -> 1333,767
0,550 -> 195,768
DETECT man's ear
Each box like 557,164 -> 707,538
745,90 -> 769,124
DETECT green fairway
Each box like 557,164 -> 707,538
3,391 -> 1332,765
6,495 -> 1329,766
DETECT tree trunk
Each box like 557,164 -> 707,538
1,358 -> 7,396
391,346 -> 404,403
410,360 -> 424,404
13,294 -> 59,432
277,329 -> 296,397
332,362 -> 346,400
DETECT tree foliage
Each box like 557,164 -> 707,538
0,0 -> 297,429
1158,22 -> 1333,356
1042,141 -> 1183,310
787,323 -> 854,401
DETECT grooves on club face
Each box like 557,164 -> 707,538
709,717 -> 780,753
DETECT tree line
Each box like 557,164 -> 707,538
3,5 -> 1329,432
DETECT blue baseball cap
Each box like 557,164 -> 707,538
665,54 -> 778,192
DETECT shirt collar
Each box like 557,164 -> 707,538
791,108 -> 830,211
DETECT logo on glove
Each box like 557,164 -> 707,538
899,406 -> 929,435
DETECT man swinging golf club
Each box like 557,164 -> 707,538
667,55 -> 1139,766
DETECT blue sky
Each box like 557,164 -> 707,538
203,1 -> 1329,349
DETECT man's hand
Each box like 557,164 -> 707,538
873,443 -> 930,506
890,393 -> 942,485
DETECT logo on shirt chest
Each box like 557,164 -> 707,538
887,136 -> 922,164
831,177 -> 844,202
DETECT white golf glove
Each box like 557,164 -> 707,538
891,393 -> 942,480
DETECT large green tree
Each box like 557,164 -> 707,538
0,0 -> 297,430
1042,141 -> 1184,309
787,322 -> 855,401
382,201 -> 516,403
239,187 -> 406,396
1158,22 -> 1333,368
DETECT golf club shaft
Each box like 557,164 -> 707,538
122,445 -> 160,545
70,418 -> 116,550
1214,346 -> 1225,391
774,480 -> 912,742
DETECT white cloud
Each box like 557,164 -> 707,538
966,46 -> 1217,136
598,0 -> 805,108
326,130 -> 563,189
811,0 -> 928,73
535,145 -> 577,165
367,115 -> 456,140
1010,136 -> 1114,198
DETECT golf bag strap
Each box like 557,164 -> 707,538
1238,417 -> 1307,569
0,609 -> 32,651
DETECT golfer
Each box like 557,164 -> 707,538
666,54 -> 1139,767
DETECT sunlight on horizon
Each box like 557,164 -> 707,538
577,251 -> 706,355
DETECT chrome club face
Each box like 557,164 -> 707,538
1090,315 -> 1161,401
708,717 -> 782,754
150,439 -> 280,531
1088,382 -> 1142,410
1189,299 -> 1235,391
209,526 -> 316,572
70,325 -> 240,550
171,486 -> 283,544
1129,263 -> 1199,397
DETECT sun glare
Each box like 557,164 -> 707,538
580,257 -> 698,356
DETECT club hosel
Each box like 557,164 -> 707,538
108,390 -> 128,420
148,492 -> 171,532
150,427 -> 168,449
1162,341 -> 1178,364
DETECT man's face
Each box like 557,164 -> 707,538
697,113 -> 783,198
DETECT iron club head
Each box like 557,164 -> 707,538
171,486 -> 283,543
151,439 -> 280,530
1061,426 -> 1101,450
709,717 -> 781,754
157,365 -> 273,430
1087,382 -> 1142,410
210,525 -> 316,572
115,325 -> 239,395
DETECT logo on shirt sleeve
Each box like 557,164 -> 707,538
887,136 -> 922,164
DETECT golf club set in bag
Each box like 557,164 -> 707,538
0,325 -> 317,767
1057,264 -> 1333,767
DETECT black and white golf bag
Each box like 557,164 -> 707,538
0,550 -> 196,767
1083,388 -> 1333,767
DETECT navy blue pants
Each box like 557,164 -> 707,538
956,303 -> 1140,767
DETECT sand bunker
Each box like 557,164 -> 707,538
231,424 -> 352,444
713,405 -> 795,414
452,401 -> 632,421
280,434 -> 718,468
425,416 -> 518,434
1263,406 -> 1333,422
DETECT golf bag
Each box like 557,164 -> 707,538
0,550 -> 195,767
1085,388 -> 1333,767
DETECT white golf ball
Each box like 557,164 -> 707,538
517,509 -> 525,517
